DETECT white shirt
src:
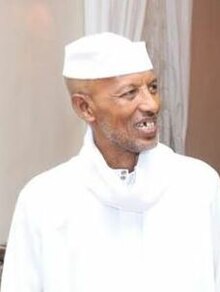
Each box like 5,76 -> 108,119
1,136 -> 220,292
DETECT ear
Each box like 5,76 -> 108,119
71,93 -> 95,123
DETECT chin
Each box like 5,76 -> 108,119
140,140 -> 158,152
135,131 -> 159,151
125,138 -> 158,154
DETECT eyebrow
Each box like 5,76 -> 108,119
149,78 -> 158,83
111,84 -> 138,96
114,77 -> 158,93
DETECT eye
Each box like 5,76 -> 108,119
148,80 -> 158,95
119,88 -> 139,100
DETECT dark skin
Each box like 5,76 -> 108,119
65,70 -> 161,172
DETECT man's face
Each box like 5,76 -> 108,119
89,70 -> 161,155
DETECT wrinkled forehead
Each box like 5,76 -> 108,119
90,70 -> 157,92
65,70 -> 157,96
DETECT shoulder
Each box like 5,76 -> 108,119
16,155 -> 83,219
159,143 -> 218,179
23,156 -> 79,191
174,151 -> 218,182
165,144 -> 219,202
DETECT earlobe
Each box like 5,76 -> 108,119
71,93 -> 95,123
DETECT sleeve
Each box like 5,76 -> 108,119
211,174 -> 220,292
0,186 -> 43,292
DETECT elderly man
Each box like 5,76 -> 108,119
1,33 -> 220,292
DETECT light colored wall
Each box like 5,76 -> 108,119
186,0 -> 220,173
0,0 -> 85,243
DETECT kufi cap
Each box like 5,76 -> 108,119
63,32 -> 153,79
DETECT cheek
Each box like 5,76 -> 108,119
94,101 -> 136,127
111,108 -> 134,126
156,95 -> 161,110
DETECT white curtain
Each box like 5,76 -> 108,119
84,0 -> 148,40
142,1 -> 193,153
84,0 -> 193,154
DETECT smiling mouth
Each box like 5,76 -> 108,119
136,121 -> 155,129
135,119 -> 158,135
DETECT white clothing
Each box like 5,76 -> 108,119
62,32 -> 153,80
1,133 -> 220,292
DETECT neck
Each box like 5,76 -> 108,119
104,150 -> 138,172
94,140 -> 139,173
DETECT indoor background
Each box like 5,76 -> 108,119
0,0 -> 219,245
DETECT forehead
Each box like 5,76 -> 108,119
90,70 -> 157,95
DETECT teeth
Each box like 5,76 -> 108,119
137,121 -> 155,129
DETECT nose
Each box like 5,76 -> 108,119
137,86 -> 160,114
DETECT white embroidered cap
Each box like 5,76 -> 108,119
63,32 -> 153,79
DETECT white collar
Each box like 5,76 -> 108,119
78,127 -> 175,213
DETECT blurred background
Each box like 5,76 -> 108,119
0,0 -> 220,244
